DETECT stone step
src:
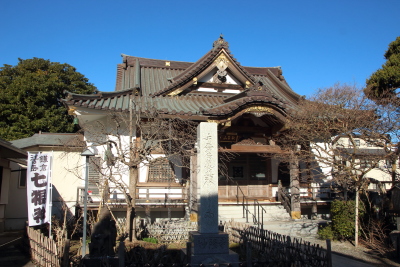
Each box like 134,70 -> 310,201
262,220 -> 324,238
218,203 -> 291,223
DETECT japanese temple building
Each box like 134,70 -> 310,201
64,36 -> 305,220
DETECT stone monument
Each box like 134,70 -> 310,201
186,122 -> 239,266
82,208 -> 119,266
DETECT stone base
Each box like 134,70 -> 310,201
183,231 -> 239,266
81,255 -> 119,267
390,230 -> 400,248
190,231 -> 229,254
182,248 -> 239,267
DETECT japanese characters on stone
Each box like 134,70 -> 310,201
27,152 -> 52,226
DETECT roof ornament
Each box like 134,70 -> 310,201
213,53 -> 229,83
213,34 -> 229,49
249,80 -> 268,92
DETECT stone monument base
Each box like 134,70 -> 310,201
181,231 -> 239,266
81,255 -> 119,267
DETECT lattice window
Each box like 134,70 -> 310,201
88,157 -> 101,195
147,158 -> 175,183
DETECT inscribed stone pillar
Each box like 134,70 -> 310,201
197,122 -> 218,234
184,122 -> 238,266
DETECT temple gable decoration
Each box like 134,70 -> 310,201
155,36 -> 256,97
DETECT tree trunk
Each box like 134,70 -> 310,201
355,189 -> 359,247
392,160 -> 397,188
290,150 -> 301,219
127,166 -> 138,241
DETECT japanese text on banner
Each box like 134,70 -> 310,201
27,152 -> 51,226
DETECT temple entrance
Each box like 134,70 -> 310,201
218,153 -> 273,201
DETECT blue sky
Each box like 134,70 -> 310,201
1,0 -> 399,97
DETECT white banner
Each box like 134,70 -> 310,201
27,152 -> 52,226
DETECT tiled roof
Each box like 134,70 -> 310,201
116,36 -> 298,102
0,138 -> 27,159
65,92 -> 228,118
66,36 -> 301,121
151,37 -> 257,96
11,133 -> 84,150
65,89 -> 290,121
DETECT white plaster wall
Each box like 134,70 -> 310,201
4,162 -> 28,230
310,142 -> 334,182
311,138 -> 398,191
51,150 -> 82,216
83,115 -> 133,194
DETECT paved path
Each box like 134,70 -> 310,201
331,253 -> 376,267
0,232 -> 34,267
262,219 -> 395,267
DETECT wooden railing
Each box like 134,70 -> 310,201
77,184 -> 186,208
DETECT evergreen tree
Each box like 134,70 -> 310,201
365,36 -> 400,102
0,58 -> 97,140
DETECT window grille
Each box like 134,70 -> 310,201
19,168 -> 27,188
88,157 -> 101,195
359,159 -> 372,168
147,158 -> 176,183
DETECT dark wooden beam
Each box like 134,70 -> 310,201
197,82 -> 243,90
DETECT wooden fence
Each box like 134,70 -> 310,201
228,223 -> 332,267
27,227 -> 70,267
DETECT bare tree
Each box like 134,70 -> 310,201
78,98 -> 198,241
273,83 -> 400,246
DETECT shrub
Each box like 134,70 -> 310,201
318,200 -> 365,241
143,237 -> 158,244
318,224 -> 334,240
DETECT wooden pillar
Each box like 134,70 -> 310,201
290,150 -> 301,219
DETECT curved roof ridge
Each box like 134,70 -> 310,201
264,69 -> 300,103
203,96 -> 288,117
65,88 -> 134,100
125,55 -> 193,70
125,55 -> 194,65
152,37 -> 256,97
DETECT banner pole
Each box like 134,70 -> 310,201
48,151 -> 53,237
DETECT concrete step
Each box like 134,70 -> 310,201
262,220 -> 326,238
218,203 -> 291,223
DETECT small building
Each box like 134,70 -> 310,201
11,133 -> 85,219
0,138 -> 27,232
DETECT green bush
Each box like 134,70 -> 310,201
317,224 -> 334,240
318,200 -> 365,241
143,237 -> 158,244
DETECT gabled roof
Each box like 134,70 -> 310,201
65,36 -> 300,122
151,36 -> 257,97
0,138 -> 27,159
11,133 -> 84,150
